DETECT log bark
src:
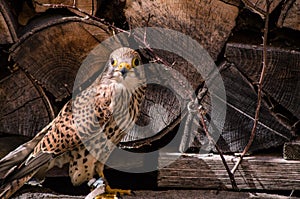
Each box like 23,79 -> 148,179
10,15 -> 111,101
0,0 -> 18,44
124,0 -> 239,61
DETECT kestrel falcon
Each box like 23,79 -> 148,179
0,47 -> 146,199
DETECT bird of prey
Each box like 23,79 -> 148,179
0,47 -> 146,199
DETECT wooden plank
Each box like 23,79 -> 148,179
158,153 -> 300,190
11,190 -> 298,199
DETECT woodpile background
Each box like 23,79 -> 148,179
0,0 -> 300,197
0,0 -> 299,173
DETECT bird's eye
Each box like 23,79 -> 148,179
132,57 -> 140,67
111,58 -> 117,67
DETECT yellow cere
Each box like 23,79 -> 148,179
118,62 -> 131,70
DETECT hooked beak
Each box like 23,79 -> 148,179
118,62 -> 131,78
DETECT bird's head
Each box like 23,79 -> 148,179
106,47 -> 145,82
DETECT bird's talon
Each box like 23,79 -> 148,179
105,185 -> 131,196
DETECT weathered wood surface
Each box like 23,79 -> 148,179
124,0 -> 239,61
182,61 -> 292,153
123,84 -> 182,142
215,63 -> 292,152
284,140 -> 300,160
121,46 -> 207,144
11,190 -> 298,199
242,0 -> 282,17
13,193 -> 83,199
225,43 -> 300,122
277,0 -> 300,31
0,70 -> 52,137
158,153 -> 300,190
10,15 -> 111,101
0,0 -> 18,44
33,0 -> 100,16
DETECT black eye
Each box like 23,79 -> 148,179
132,58 -> 140,67
111,58 -> 117,66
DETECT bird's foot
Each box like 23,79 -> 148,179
105,185 -> 131,196
94,193 -> 120,199
86,178 -> 131,199
94,185 -> 132,199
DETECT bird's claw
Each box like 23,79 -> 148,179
86,178 -> 131,199
94,185 -> 132,199
94,193 -> 120,199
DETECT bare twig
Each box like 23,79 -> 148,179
198,107 -> 238,190
231,0 -> 271,174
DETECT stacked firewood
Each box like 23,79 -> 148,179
0,0 -> 299,157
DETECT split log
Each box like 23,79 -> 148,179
214,63 -> 292,152
242,0 -> 282,17
33,0 -> 101,16
0,70 -> 52,137
10,15 -> 111,101
277,0 -> 300,31
225,43 -> 300,125
158,153 -> 300,190
0,0 -> 18,44
124,0 -> 239,61
183,62 -> 292,153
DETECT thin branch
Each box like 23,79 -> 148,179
198,107 -> 238,190
232,0 -> 271,174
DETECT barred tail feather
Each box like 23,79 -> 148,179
0,122 -> 51,176
0,171 -> 36,199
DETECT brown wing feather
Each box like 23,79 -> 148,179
0,81 -> 114,199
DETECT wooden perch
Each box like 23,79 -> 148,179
158,153 -> 300,190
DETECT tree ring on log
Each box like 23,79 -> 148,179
10,15 -> 111,101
